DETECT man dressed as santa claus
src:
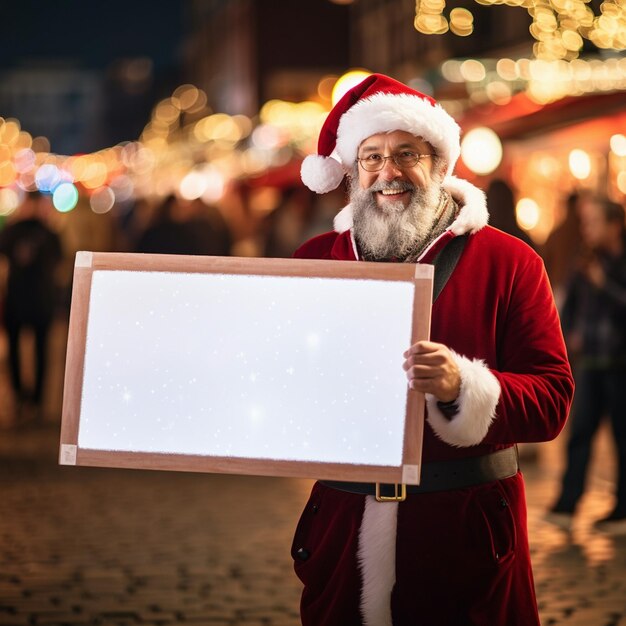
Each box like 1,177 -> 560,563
291,73 -> 574,625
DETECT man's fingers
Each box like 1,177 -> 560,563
404,340 -> 440,357
405,364 -> 437,379
408,378 -> 438,393
403,352 -> 447,369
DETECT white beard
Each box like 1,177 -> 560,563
349,176 -> 442,261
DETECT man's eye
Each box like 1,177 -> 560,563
399,151 -> 417,159
366,154 -> 383,162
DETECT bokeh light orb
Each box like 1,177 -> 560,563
0,161 -> 17,187
610,134 -> 626,157
35,164 -> 61,193
568,149 -> 591,180
109,175 -> 135,203
180,170 -> 207,201
90,186 -> 115,214
331,70 -> 371,106
460,127 -> 503,175
13,148 -> 36,174
52,182 -> 79,213
201,168 -> 225,204
516,198 -> 540,230
0,187 -> 21,216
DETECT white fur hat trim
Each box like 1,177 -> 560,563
336,92 -> 461,178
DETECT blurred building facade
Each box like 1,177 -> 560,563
183,0 -> 351,115
0,63 -> 103,155
179,0 -> 624,251
0,1 -> 624,256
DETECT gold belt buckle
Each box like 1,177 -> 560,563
375,483 -> 407,502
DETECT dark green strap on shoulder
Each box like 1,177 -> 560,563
432,234 -> 468,302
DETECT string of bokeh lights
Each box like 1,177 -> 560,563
1,56 -> 625,219
415,0 -> 626,61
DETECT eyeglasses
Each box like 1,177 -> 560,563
357,151 -> 433,172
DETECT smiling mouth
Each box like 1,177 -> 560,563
377,189 -> 410,198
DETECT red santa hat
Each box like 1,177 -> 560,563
301,73 -> 461,194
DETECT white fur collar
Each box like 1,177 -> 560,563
332,175 -> 489,236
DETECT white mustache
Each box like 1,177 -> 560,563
369,180 -> 415,193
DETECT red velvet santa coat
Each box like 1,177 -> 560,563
290,177 -> 574,626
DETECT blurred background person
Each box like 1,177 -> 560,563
541,191 -> 585,310
299,185 -> 346,244
486,178 -> 539,462
136,194 -> 198,255
547,197 -> 626,532
262,186 -> 314,258
486,178 -> 535,249
0,191 -> 62,421
56,194 -> 122,311
187,198 -> 232,257
135,194 -> 232,256
262,185 -> 343,258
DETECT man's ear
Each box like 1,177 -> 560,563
421,139 -> 445,179
346,164 -> 359,183
433,157 -> 448,181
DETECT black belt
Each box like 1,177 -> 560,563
321,447 -> 519,497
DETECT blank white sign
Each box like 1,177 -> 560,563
78,270 -> 415,466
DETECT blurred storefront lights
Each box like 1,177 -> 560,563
460,127 -> 503,175
569,148 -> 591,179
438,55 -> 626,105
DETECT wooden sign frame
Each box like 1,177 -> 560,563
59,252 -> 433,485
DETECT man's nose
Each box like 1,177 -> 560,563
379,157 -> 403,181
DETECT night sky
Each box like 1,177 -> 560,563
0,1 -> 184,71
0,0 -> 185,152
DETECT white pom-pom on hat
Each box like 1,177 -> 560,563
300,154 -> 345,194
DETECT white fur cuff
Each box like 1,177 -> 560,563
426,352 -> 501,447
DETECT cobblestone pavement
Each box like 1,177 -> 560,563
0,425 -> 310,626
1,325 -> 626,625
